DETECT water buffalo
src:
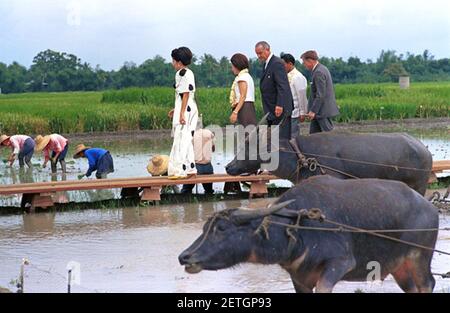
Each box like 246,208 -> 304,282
179,175 -> 438,293
225,123 -> 432,196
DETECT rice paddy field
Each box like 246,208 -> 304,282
0,82 -> 449,134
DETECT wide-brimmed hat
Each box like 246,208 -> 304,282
73,144 -> 91,159
0,135 -> 10,146
147,155 -> 169,176
34,135 -> 51,152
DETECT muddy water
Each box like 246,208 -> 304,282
0,201 -> 449,293
0,127 -> 449,293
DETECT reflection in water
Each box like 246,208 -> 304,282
0,202 -> 449,293
22,212 -> 56,233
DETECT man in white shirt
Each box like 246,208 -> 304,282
181,128 -> 215,194
281,53 -> 308,137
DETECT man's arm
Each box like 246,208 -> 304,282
273,61 -> 292,116
85,153 -> 96,177
309,71 -> 327,116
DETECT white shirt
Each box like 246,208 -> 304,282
288,68 -> 308,118
234,73 -> 255,102
193,129 -> 214,164
264,53 -> 274,70
312,62 -> 319,72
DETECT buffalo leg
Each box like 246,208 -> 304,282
392,263 -> 418,293
409,253 -> 435,293
290,277 -> 313,293
315,258 -> 356,293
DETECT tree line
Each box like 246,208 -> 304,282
0,49 -> 449,94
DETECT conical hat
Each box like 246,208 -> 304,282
147,155 -> 169,176
34,135 -> 51,152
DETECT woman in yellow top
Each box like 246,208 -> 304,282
229,53 -> 257,127
167,47 -> 198,179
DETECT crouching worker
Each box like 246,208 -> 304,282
181,128 -> 215,194
35,134 -> 69,173
0,134 -> 35,168
73,144 -> 114,179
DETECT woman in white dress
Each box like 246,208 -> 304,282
167,47 -> 198,179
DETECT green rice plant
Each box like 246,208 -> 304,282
0,82 -> 448,134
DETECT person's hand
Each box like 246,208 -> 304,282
230,111 -> 238,124
275,106 -> 283,117
299,115 -> 306,123
8,156 -> 15,166
307,111 -> 316,120
50,157 -> 57,164
42,162 -> 47,169
168,109 -> 174,118
179,113 -> 186,125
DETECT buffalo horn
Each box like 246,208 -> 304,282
231,199 -> 296,224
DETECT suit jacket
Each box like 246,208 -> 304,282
308,63 -> 339,118
260,55 -> 293,123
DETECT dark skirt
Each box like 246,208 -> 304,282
18,138 -> 35,160
237,101 -> 257,127
97,152 -> 114,178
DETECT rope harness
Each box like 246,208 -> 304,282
254,207 -> 450,257
285,138 -> 436,183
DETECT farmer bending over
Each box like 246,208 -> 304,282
0,134 -> 35,168
74,144 -> 114,179
35,134 -> 69,174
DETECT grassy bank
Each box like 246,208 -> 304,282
0,82 -> 449,134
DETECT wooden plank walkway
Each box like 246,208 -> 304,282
432,160 -> 450,174
0,160 -> 448,211
0,173 -> 279,211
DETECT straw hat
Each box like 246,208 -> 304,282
0,135 -> 10,146
34,135 -> 51,152
73,144 -> 91,159
147,155 -> 169,176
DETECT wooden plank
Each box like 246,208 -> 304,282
1,159 -> 447,197
0,174 -> 279,195
141,187 -> 162,201
432,160 -> 450,173
249,181 -> 269,199
31,193 -> 54,209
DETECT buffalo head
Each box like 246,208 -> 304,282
178,199 -> 295,274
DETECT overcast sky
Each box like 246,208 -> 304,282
1,0 -> 449,70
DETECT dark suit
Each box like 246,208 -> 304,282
260,55 -> 293,139
308,63 -> 339,134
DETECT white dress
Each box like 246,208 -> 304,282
168,68 -> 199,177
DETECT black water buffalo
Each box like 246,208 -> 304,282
179,176 -> 438,293
225,127 -> 432,196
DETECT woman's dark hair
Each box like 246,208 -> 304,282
230,53 -> 249,71
280,53 -> 296,65
171,47 -> 193,66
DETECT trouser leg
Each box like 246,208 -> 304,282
317,118 -> 334,132
309,119 -> 322,134
291,118 -> 300,138
60,160 -> 67,173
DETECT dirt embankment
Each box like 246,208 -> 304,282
64,118 -> 450,141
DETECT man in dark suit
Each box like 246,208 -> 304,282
255,41 -> 293,139
301,50 -> 340,134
